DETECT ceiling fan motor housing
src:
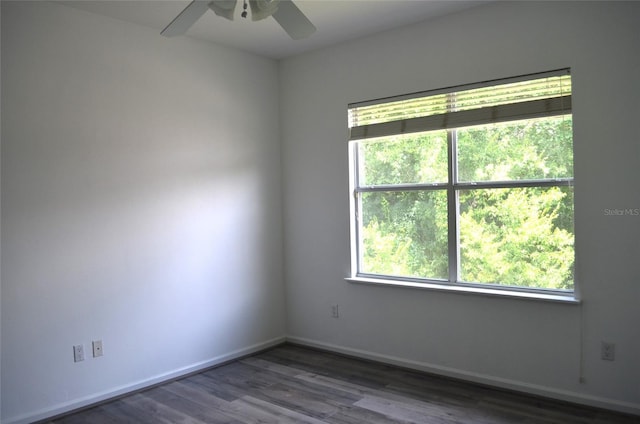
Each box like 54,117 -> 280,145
209,0 -> 281,21
250,0 -> 281,21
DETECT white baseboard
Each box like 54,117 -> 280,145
286,335 -> 640,417
4,336 -> 286,424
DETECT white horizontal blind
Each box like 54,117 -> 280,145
349,69 -> 571,140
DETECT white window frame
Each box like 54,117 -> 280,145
347,69 -> 578,303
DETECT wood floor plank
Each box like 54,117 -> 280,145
120,393 -> 207,424
324,403 -> 421,424
354,396 -> 462,424
96,399 -> 161,423
161,381 -> 232,411
231,395 -> 329,424
183,373 -> 246,402
255,367 -> 363,406
162,381 -> 290,424
253,381 -> 341,419
200,361 -> 284,394
240,356 -> 312,378
142,386 -> 244,424
47,344 -> 639,424
294,367 -> 482,422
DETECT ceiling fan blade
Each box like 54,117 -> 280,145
272,0 -> 316,40
161,1 -> 211,37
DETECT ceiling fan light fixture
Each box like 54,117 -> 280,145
161,0 -> 315,40
249,0 -> 281,21
209,0 -> 238,21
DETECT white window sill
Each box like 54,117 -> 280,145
345,276 -> 580,304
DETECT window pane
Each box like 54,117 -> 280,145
457,116 -> 573,182
358,131 -> 448,186
458,186 -> 574,290
360,190 -> 448,279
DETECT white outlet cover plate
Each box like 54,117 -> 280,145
73,344 -> 84,362
92,340 -> 103,357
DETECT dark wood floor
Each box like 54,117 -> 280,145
44,343 -> 638,424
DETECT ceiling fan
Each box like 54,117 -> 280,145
161,0 -> 316,40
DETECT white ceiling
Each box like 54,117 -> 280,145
58,0 -> 487,59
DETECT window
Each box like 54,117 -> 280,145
348,69 -> 574,298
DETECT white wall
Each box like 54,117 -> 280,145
280,0 -> 640,414
1,2 -> 284,422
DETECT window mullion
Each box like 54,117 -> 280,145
356,183 -> 448,192
447,128 -> 459,284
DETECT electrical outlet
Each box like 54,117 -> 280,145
331,304 -> 339,318
92,340 -> 103,358
601,342 -> 615,361
73,344 -> 85,362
